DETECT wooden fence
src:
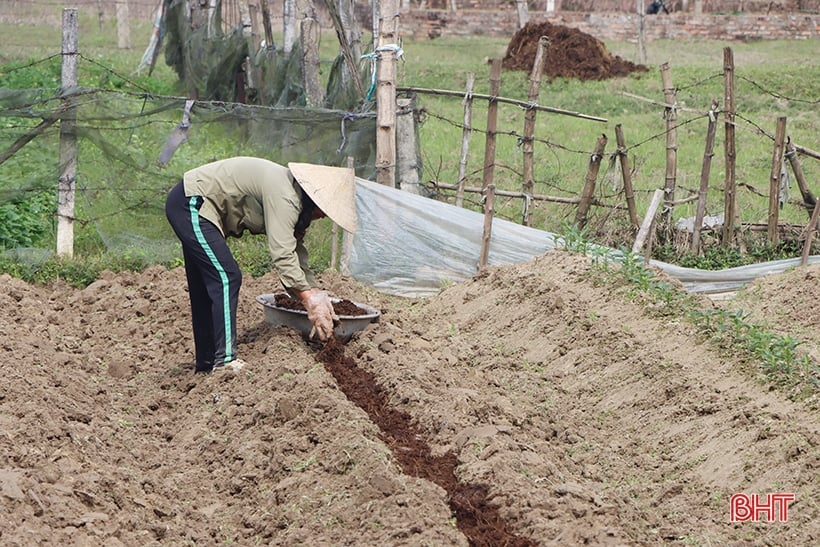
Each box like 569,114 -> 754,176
396,44 -> 819,265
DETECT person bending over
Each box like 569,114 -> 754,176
165,157 -> 357,373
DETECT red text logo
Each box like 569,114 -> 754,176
730,493 -> 795,522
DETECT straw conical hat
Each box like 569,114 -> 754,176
288,162 -> 357,233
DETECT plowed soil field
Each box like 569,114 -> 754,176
1,251 -> 818,546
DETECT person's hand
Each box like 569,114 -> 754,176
300,289 -> 337,341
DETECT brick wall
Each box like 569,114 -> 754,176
402,10 -> 819,40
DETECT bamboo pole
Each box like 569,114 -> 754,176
722,47 -> 737,248
57,8 -> 78,258
801,201 -> 820,266
767,116 -> 788,245
522,36 -> 549,227
633,189 -> 665,254
660,62 -> 677,231
785,140 -> 817,218
396,86 -> 607,122
434,182 -> 585,205
575,134 -> 607,229
691,100 -> 720,254
375,0 -> 399,187
455,72 -> 475,208
614,124 -> 639,228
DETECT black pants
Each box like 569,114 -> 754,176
165,180 -> 242,372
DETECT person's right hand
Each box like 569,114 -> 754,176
300,288 -> 337,341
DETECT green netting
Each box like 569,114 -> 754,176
0,0 -> 380,260
0,87 -> 376,260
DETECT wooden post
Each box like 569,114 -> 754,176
478,185 -> 496,270
614,124 -> 639,228
455,72 -> 475,208
396,97 -> 421,194
116,1 -> 131,49
575,134 -> 608,229
522,36 -> 549,227
375,0 -> 399,187
637,1 -> 647,65
327,0 -> 365,100
633,189 -> 665,254
482,59 -> 502,194
785,140 -> 817,219
801,201 -> 820,266
301,17 -> 323,107
248,1 -> 261,53
57,8 -> 78,259
691,100 -> 719,254
260,0 -> 274,47
767,116 -> 787,245
478,60 -> 502,271
660,62 -> 677,231
515,0 -> 529,29
283,0 -> 297,55
240,2 -> 255,99
722,47 -> 737,247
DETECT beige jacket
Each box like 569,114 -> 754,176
183,156 -> 317,291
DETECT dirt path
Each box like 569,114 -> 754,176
0,252 -> 817,545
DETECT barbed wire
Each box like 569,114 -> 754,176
77,54 -> 154,93
0,54 -> 61,75
738,74 -> 820,105
674,72 -> 723,93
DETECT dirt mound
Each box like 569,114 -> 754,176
503,21 -> 648,80
1,253 -> 818,545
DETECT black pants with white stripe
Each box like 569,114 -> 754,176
165,180 -> 241,372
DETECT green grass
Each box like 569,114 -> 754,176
0,19 -> 818,282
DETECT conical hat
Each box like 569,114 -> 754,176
288,162 -> 357,233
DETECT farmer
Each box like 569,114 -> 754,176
165,157 -> 357,373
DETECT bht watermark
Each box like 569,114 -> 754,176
730,493 -> 795,522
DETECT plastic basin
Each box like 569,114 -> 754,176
256,293 -> 380,341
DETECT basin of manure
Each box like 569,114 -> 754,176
256,293 -> 380,341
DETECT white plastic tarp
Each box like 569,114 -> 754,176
349,178 -> 820,298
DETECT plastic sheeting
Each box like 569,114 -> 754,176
349,178 -> 820,298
